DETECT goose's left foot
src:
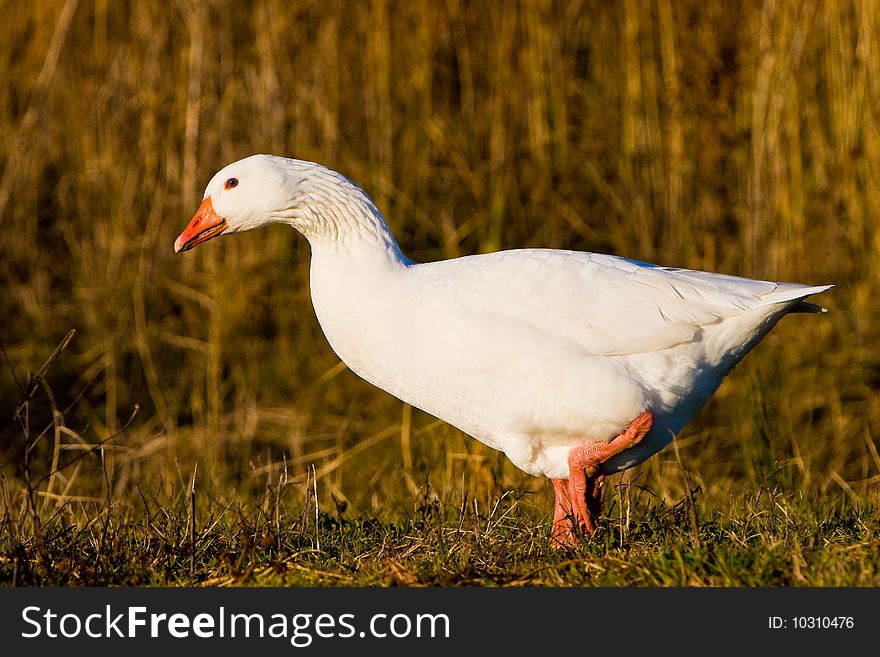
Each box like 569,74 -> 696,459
550,410 -> 654,546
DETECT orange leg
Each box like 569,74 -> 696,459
551,410 -> 653,546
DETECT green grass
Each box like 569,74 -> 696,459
1,1 -> 879,586
3,342 -> 878,587
5,432 -> 878,587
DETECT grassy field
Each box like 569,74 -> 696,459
1,1 -> 879,586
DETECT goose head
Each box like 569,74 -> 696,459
175,154 -> 407,267
174,154 -> 311,253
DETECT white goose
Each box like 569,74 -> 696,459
174,154 -> 832,545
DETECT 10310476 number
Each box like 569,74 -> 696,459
768,616 -> 854,629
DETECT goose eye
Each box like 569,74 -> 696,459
224,178 -> 239,189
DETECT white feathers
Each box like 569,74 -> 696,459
188,155 -> 833,480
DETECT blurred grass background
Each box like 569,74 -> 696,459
1,0 -> 878,571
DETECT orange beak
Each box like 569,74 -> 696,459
174,196 -> 228,253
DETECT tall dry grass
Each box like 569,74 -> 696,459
1,0 -> 878,534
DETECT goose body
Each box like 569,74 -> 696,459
175,154 -> 832,543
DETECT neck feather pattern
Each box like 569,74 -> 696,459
279,165 -> 408,266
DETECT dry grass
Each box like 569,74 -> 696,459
1,0 -> 878,586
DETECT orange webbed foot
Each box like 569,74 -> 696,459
550,410 -> 653,546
